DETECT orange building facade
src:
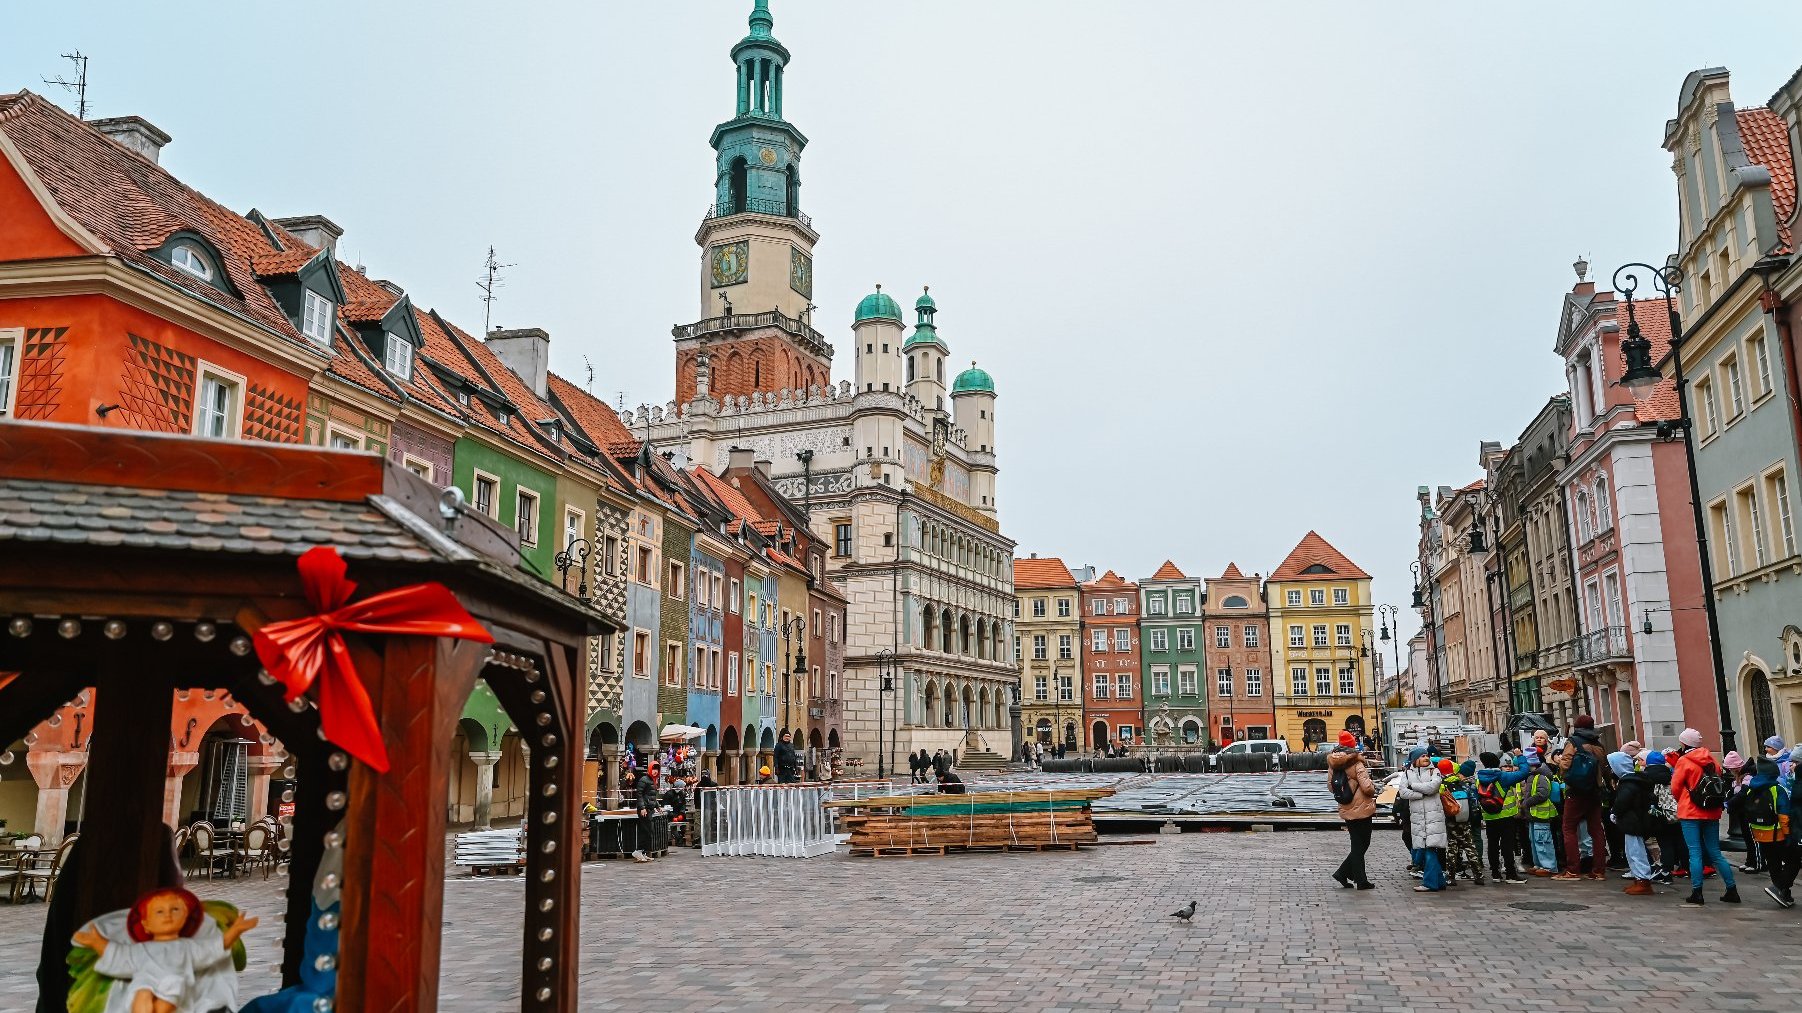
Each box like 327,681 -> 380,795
1080,570 -> 1142,748
1202,564 -> 1276,744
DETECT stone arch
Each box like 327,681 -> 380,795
959,613 -> 972,656
1742,660 -> 1778,745
721,725 -> 739,753
939,607 -> 953,654
458,716 -> 491,756
625,720 -> 654,751
827,728 -> 841,748
924,680 -> 941,726
1091,719 -> 1108,749
705,723 -> 719,751
960,683 -> 974,728
759,726 -> 776,749
978,686 -> 991,728
807,728 -> 824,750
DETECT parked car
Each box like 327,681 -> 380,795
1210,739 -> 1287,770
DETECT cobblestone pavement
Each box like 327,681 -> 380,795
6,830 -> 1800,1010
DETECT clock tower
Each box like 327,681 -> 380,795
675,0 -> 831,405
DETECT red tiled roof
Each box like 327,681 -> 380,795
1459,479 -> 1485,493
1739,107 -> 1796,251
752,519 -> 781,537
1268,531 -> 1370,582
249,247 -> 317,277
692,466 -> 765,528
1633,376 -> 1682,423
340,297 -> 395,324
1620,298 -> 1674,373
1220,562 -> 1245,579
1083,569 -> 1136,591
547,373 -> 637,450
1147,560 -> 1187,581
1013,556 -> 1075,589
766,547 -> 807,573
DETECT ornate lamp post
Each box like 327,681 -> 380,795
781,615 -> 806,736
554,536 -> 591,601
1378,603 -> 1401,754
875,648 -> 893,780
1615,261 -> 1736,754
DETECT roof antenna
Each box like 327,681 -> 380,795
477,245 -> 516,335
583,355 -> 596,394
43,51 -> 90,120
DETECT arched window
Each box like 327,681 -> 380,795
908,355 -> 915,382
1594,476 -> 1612,533
936,358 -> 944,381
728,157 -> 748,214
1575,491 -> 1593,542
1222,595 -> 1249,609
171,244 -> 213,280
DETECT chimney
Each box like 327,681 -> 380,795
727,446 -> 756,473
93,116 -> 171,164
271,214 -> 344,257
754,458 -> 773,478
485,327 -> 550,400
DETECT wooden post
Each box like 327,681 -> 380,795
65,667 -> 174,927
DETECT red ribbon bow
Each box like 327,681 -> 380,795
253,546 -> 494,772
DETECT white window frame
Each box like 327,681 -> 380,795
1333,587 -> 1349,606
171,244 -> 212,280
1151,667 -> 1170,696
1214,668 -> 1231,698
1092,673 -> 1109,700
1289,625 -> 1304,648
301,289 -> 334,346
1114,596 -> 1131,615
1338,665 -> 1356,696
1766,467 -> 1796,559
1032,634 -> 1047,661
1176,628 -> 1194,652
191,360 -> 246,440
1112,628 -> 1130,652
1722,352 -> 1745,420
1312,624 -> 1329,647
323,424 -> 361,451
1309,589 -> 1326,606
1174,594 -> 1193,615
1115,673 -> 1133,699
515,486 -> 541,546
1033,675 -> 1048,701
1750,332 -> 1774,400
1056,597 -> 1071,618
631,629 -> 652,679
1243,625 -> 1259,648
1245,667 -> 1263,697
1315,666 -> 1333,696
1092,629 -> 1107,653
730,578 -> 742,613
668,560 -> 686,600
1215,625 -> 1230,649
472,469 -> 501,519
1149,629 -> 1168,652
1291,666 -> 1308,696
402,455 -> 434,482
384,334 -> 414,380
1740,482 -> 1768,568
1286,590 -> 1302,606
1147,595 -> 1167,616
727,651 -> 740,694
0,328 -> 19,416
1057,634 -> 1073,660
1335,623 -> 1352,647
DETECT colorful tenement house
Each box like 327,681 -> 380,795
1202,564 -> 1275,745
1080,570 -> 1141,749
1015,556 -> 1081,748
1265,532 -> 1376,749
1138,561 -> 1207,746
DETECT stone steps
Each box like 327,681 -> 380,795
958,749 -> 1010,771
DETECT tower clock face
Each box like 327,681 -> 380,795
759,147 -> 778,166
790,247 -> 812,298
709,241 -> 749,288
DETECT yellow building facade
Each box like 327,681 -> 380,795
1013,556 -> 1083,748
1265,532 -> 1378,749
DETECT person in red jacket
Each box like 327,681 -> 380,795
1670,727 -> 1739,906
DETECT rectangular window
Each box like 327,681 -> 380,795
1057,598 -> 1071,618
1723,354 -> 1745,418
667,560 -> 685,599
1032,598 -> 1047,618
1309,589 -> 1325,606
402,456 -> 434,482
1014,636 -> 1022,661
1114,597 -> 1131,615
1291,666 -> 1308,696
1092,629 -> 1107,653
1149,629 -> 1167,652
327,428 -> 360,450
1751,333 -> 1773,398
1013,600 -> 1021,618
1335,623 -> 1352,647
597,632 -> 615,672
1034,675 -> 1048,701
834,522 -> 852,557
1032,635 -> 1047,661
1177,629 -> 1194,651
727,652 -> 739,694
1115,673 -> 1133,699
637,546 -> 655,585
562,508 -> 583,556
1215,625 -> 1230,648
1245,667 -> 1263,697
1092,599 -> 1106,616
1174,594 -> 1193,615
1174,666 -> 1195,696
1286,590 -> 1302,606
1740,484 -> 1768,567
632,630 -> 651,677
1243,625 -> 1259,648
1289,625 -> 1304,648
1093,673 -> 1109,699
0,329 -> 19,415
1113,628 -> 1130,652
1152,668 -> 1170,696
1315,666 -> 1333,696
1312,624 -> 1329,647
1058,635 -> 1073,660
1058,675 -> 1074,702
1147,595 -> 1167,616
665,642 -> 680,688
192,362 -> 244,439
1338,665 -> 1356,696
301,290 -> 334,345
1215,668 -> 1232,697
1333,587 -> 1349,606
472,471 -> 499,519
1698,377 -> 1719,436
1711,500 -> 1739,575
764,663 -> 775,695
1768,470 -> 1796,558
603,535 -> 620,577
729,578 -> 741,612
384,335 -> 414,380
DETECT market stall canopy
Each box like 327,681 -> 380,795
660,724 -> 707,742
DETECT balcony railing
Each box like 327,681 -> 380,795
704,198 -> 811,229
671,308 -> 830,352
1576,625 -> 1631,665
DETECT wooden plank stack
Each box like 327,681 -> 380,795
825,788 -> 1114,857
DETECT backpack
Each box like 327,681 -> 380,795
1329,766 -> 1355,805
1693,764 -> 1733,811
1476,777 -> 1506,815
1745,784 -> 1781,831
1549,777 -> 1565,806
1566,747 -> 1600,794
1650,783 -> 1679,825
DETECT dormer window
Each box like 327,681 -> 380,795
171,244 -> 213,281
301,290 -> 334,346
383,333 -> 413,380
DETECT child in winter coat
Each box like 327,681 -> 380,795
1476,751 -> 1529,883
1609,751 -> 1658,895
1746,758 -> 1795,907
1440,760 -> 1484,885
1397,747 -> 1448,892
1521,748 -> 1560,876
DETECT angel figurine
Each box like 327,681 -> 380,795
68,885 -> 255,1013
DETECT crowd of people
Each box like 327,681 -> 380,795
1329,717 -> 1798,907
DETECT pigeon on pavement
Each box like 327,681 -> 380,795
1169,901 -> 1196,922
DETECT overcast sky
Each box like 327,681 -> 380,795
11,2 -> 1802,652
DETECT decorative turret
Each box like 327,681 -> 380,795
851,284 -> 907,490
952,360 -> 998,514
853,285 -> 905,396
904,286 -> 949,413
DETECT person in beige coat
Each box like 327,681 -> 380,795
1327,730 -> 1377,889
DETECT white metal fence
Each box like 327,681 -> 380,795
698,784 -> 840,858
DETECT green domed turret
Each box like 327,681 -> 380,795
853,284 -> 902,324
905,286 -> 946,349
952,361 -> 994,395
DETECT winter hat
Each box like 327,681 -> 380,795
1622,740 -> 1644,757
1678,728 -> 1703,748
1765,735 -> 1786,752
1436,758 -> 1455,775
1523,747 -> 1542,767
1407,746 -> 1428,765
1479,751 -> 1501,768
1338,730 -> 1358,748
759,765 -> 772,776
1500,753 -> 1518,769
1607,751 -> 1635,778
1756,758 -> 1781,779
1459,760 -> 1477,777
1573,714 -> 1596,730
1644,750 -> 1668,766
1724,750 -> 1747,770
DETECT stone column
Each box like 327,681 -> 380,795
702,749 -> 719,783
246,754 -> 284,823
469,751 -> 502,827
598,746 -> 620,807
26,749 -> 87,847
162,751 -> 199,829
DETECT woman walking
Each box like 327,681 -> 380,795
1671,728 -> 1739,906
1396,747 -> 1448,892
1328,731 -> 1377,889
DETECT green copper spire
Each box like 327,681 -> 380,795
747,0 -> 774,40
905,286 -> 946,349
952,361 -> 995,395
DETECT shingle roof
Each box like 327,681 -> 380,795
1268,531 -> 1370,582
1220,562 -> 1245,579
1083,569 -> 1136,591
547,373 -> 637,450
1633,376 -> 1682,423
1013,556 -> 1075,589
1739,107 -> 1796,252
1147,560 -> 1187,581
692,466 -> 766,528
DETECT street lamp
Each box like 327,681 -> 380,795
875,648 -> 894,780
1613,260 -> 1736,754
554,536 -> 591,601
781,615 -> 806,738
1412,559 -> 1443,707
1379,603 -> 1401,750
